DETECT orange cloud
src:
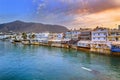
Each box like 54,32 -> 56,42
70,8 -> 120,29
34,0 -> 120,29
73,0 -> 120,15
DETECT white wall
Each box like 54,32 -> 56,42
92,30 -> 108,42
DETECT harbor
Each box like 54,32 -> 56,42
0,0 -> 120,80
1,26 -> 120,56
0,41 -> 120,80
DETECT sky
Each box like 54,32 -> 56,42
0,0 -> 120,29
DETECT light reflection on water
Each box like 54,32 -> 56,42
0,41 -> 120,80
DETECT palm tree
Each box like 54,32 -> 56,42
22,33 -> 27,40
28,34 -> 36,39
31,34 -> 36,39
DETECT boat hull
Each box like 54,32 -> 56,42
111,45 -> 120,52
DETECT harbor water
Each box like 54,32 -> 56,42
0,41 -> 120,80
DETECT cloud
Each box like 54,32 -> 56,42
35,0 -> 120,15
33,0 -> 120,29
80,0 -> 119,14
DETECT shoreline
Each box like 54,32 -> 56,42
7,40 -> 120,56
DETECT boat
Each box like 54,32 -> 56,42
22,40 -> 30,45
30,40 -> 40,45
111,45 -> 120,52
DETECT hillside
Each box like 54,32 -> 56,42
0,20 -> 68,33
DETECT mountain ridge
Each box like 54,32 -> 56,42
0,20 -> 68,33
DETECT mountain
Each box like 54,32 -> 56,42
0,20 -> 68,33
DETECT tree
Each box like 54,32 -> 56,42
31,34 -> 36,39
28,34 -> 36,39
22,33 -> 27,40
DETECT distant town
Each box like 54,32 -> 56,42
0,25 -> 120,55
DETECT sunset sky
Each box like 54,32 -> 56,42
0,0 -> 120,29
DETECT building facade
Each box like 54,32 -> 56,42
65,30 -> 80,40
108,29 -> 120,42
79,29 -> 91,41
92,28 -> 108,42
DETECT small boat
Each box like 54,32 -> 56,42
111,45 -> 120,52
22,40 -> 30,45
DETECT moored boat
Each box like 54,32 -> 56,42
111,45 -> 120,52
21,40 -> 30,45
111,41 -> 120,52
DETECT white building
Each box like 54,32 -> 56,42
56,33 -> 64,40
71,30 -> 81,40
48,33 -> 64,43
65,30 -> 80,40
90,27 -> 111,52
92,28 -> 108,42
35,32 -> 50,43
65,31 -> 72,39
36,32 -> 49,39
0,33 -> 14,39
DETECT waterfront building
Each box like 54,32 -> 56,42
64,30 -> 80,46
79,29 -> 91,41
64,31 -> 72,39
23,32 -> 50,45
35,32 -> 50,43
56,33 -> 64,40
48,33 -> 64,47
48,33 -> 57,40
0,33 -> 15,40
108,29 -> 120,52
65,30 -> 80,40
108,29 -> 120,42
77,29 -> 92,50
90,27 -> 111,54
92,27 -> 108,42
48,33 -> 64,40
71,30 -> 81,40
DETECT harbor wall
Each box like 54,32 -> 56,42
10,40 -> 120,56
